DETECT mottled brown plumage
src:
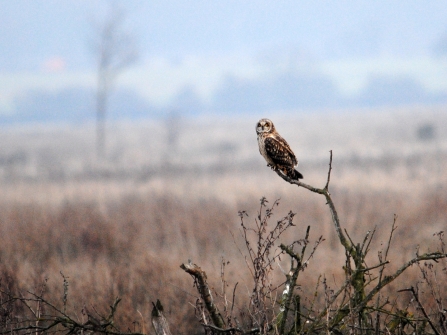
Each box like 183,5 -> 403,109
256,118 -> 303,180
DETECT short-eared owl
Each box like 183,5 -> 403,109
256,118 -> 303,180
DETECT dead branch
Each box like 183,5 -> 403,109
278,228 -> 324,334
180,261 -> 226,329
273,150 -> 447,333
0,290 -> 141,335
151,299 -> 172,335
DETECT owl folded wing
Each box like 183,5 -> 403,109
264,136 -> 298,167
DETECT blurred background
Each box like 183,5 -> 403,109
1,1 -> 447,331
1,0 -> 447,195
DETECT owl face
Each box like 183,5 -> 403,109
256,118 -> 275,135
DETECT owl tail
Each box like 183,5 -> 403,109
283,167 -> 303,180
293,168 -> 304,180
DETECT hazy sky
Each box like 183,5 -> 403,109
1,1 -> 447,117
2,0 -> 447,72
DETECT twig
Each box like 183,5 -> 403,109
401,287 -> 441,335
359,261 -> 390,273
231,282 -> 238,320
375,214 -> 397,332
202,323 -> 264,334
360,229 -> 372,254
354,252 -> 447,315
324,150 -> 333,190
364,227 -> 377,256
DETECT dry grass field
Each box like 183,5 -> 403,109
1,106 -> 447,333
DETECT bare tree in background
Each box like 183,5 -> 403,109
91,2 -> 137,159
164,110 -> 182,166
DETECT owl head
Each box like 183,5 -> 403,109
256,118 -> 275,135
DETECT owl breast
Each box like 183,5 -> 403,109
257,134 -> 275,166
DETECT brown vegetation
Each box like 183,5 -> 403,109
1,155 -> 447,333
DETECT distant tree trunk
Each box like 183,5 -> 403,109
163,110 -> 181,167
96,68 -> 109,159
90,2 -> 137,160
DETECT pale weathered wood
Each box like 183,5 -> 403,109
151,300 -> 172,335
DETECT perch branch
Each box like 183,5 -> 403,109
275,151 -> 353,256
